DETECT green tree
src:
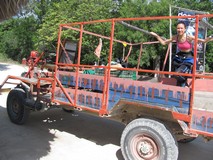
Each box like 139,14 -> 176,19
0,0 -> 212,71
117,0 -> 173,71
116,0 -> 213,71
36,0 -> 118,64
0,16 -> 37,62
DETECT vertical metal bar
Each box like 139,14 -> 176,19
52,26 -> 62,101
74,23 -> 83,105
169,5 -> 172,78
162,43 -> 171,71
189,15 -> 199,128
55,26 -> 62,73
100,19 -> 115,115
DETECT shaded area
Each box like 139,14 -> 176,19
0,105 -> 53,160
29,109 -> 125,146
178,137 -> 213,160
0,63 -> 10,71
0,95 -> 125,160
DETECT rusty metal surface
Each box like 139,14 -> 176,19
52,15 -> 213,137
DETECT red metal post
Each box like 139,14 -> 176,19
52,26 -> 63,101
162,43 -> 171,71
74,23 -> 84,106
100,19 -> 115,115
188,15 -> 199,128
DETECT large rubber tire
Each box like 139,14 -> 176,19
121,118 -> 178,160
7,89 -> 30,125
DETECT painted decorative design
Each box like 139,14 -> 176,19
192,109 -> 213,133
55,71 -> 191,113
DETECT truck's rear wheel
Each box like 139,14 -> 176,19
7,89 -> 30,125
121,118 -> 178,160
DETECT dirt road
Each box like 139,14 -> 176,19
0,63 -> 212,160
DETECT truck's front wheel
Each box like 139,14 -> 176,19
121,118 -> 178,160
7,89 -> 30,125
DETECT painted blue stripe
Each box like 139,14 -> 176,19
57,75 -> 190,113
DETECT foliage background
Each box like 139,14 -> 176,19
0,0 -> 212,71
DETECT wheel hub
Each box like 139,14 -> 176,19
140,141 -> 151,154
132,135 -> 159,160
12,100 -> 20,115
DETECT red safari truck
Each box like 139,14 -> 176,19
1,15 -> 213,160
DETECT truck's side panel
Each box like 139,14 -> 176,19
56,70 -> 191,114
192,109 -> 213,134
